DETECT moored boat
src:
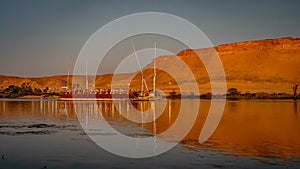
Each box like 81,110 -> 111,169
60,42 -> 162,101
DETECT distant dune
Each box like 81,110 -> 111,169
1,37 -> 300,94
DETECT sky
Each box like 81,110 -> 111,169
0,0 -> 300,77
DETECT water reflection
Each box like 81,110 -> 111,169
0,99 -> 299,160
294,101 -> 298,116
203,100 -> 300,159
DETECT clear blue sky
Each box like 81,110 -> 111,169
1,0 -> 300,77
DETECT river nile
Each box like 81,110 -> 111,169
0,99 -> 299,169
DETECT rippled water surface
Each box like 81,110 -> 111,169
0,99 -> 299,169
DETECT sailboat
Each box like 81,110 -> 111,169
60,42 -> 161,101
131,42 -> 161,101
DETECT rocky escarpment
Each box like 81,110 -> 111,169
171,37 -> 300,93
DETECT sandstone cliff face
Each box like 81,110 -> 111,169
173,37 -> 300,93
0,37 -> 299,93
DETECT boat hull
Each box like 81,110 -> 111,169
59,96 -> 162,101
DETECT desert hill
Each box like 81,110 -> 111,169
1,37 -> 300,94
130,37 -> 300,93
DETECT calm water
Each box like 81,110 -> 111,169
0,99 -> 299,169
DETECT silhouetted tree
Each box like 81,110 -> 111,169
293,84 -> 298,99
3,85 -> 21,97
227,88 -> 241,96
34,88 -> 42,95
43,87 -> 49,93
20,83 -> 33,95
5,85 -> 21,94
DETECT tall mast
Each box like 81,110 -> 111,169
131,41 -> 148,96
153,42 -> 156,96
85,57 -> 88,89
66,56 -> 71,90
67,68 -> 70,89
